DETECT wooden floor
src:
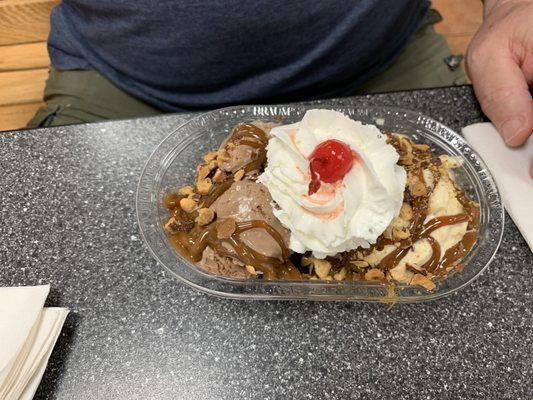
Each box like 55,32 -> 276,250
0,0 -> 483,132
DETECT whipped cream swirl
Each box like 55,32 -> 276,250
258,109 -> 406,258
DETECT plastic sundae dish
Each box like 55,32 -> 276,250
137,106 -> 503,301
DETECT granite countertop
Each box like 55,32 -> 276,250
1,86 -> 531,400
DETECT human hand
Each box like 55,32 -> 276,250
466,0 -> 533,177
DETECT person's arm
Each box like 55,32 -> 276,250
466,0 -> 533,177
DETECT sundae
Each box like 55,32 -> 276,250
163,110 -> 479,291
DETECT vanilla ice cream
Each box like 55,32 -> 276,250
362,155 -> 472,284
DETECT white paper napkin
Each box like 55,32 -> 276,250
0,285 -> 69,400
462,122 -> 533,252
0,285 -> 50,385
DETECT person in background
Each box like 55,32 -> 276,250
466,0 -> 532,176
28,0 -> 532,175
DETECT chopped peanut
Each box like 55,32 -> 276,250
217,149 -> 231,161
196,178 -> 213,195
364,268 -> 385,281
400,136 -> 412,147
178,185 -> 194,196
439,155 -> 462,169
399,203 -> 413,220
333,267 -> 347,281
196,208 -> 215,226
408,173 -> 427,197
411,181 -> 427,196
313,259 -> 332,279
204,152 -> 217,163
393,227 -> 411,240
412,143 -> 430,152
198,165 -> 211,180
216,218 -> 236,239
400,154 -> 413,166
399,138 -> 413,165
234,169 -> 245,182
207,160 -> 218,171
351,260 -> 369,269
179,197 -> 197,213
410,273 -> 436,291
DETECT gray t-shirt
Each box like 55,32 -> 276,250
48,0 -> 429,111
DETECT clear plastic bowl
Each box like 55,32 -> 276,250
136,105 -> 504,302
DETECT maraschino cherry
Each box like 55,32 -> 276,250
308,139 -> 354,195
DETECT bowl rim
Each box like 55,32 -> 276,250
136,104 -> 504,302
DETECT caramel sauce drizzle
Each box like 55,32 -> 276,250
421,237 -> 441,273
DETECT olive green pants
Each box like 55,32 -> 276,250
28,10 -> 467,128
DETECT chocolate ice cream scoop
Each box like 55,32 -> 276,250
209,180 -> 290,260
218,121 -> 277,173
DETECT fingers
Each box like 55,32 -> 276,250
467,40 -> 533,147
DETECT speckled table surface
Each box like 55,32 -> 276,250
1,86 -> 531,400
